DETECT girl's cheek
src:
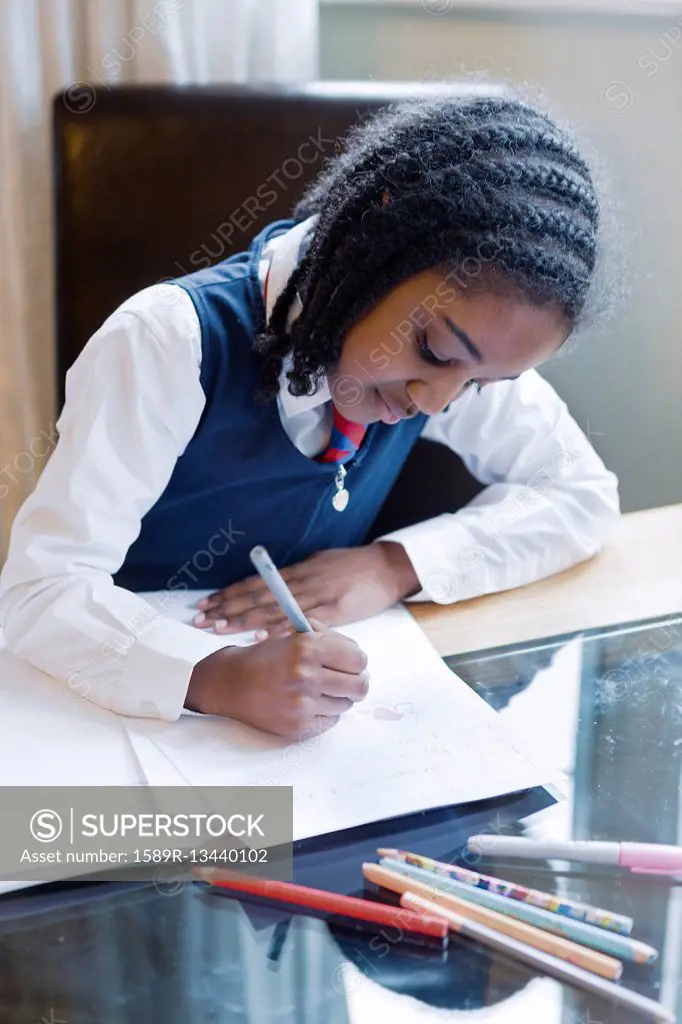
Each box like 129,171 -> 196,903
368,349 -> 390,372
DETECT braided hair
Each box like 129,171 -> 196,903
255,93 -> 601,400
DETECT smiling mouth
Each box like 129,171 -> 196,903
377,391 -> 419,422
377,391 -> 402,423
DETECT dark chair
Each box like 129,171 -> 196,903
53,82 -> 487,535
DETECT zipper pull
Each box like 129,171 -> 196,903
332,464 -> 349,511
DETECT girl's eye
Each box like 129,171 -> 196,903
416,330 -> 483,391
416,330 -> 455,368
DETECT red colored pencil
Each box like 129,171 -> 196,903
193,867 -> 449,940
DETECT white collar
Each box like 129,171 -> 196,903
258,216 -> 331,417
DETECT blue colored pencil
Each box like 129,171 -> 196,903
378,858 -> 658,964
377,847 -> 633,935
249,545 -> 313,633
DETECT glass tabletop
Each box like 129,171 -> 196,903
1,612 -> 681,1024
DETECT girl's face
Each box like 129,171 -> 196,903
327,267 -> 570,425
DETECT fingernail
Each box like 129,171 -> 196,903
213,619 -> 229,632
255,629 -> 268,640
193,612 -> 206,625
197,599 -> 211,609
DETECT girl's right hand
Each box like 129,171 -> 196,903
184,619 -> 370,740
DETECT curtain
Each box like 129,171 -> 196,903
0,0 -> 319,559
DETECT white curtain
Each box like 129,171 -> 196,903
0,0 -> 318,559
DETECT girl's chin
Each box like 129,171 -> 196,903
346,411 -> 380,426
336,399 -> 378,425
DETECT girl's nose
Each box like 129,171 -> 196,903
406,371 -> 468,417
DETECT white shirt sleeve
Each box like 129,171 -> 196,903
374,370 -> 621,604
0,285 -> 235,721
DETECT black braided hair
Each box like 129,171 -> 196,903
254,93 -> 601,400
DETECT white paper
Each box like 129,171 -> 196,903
0,642 -> 146,787
123,602 -> 558,841
137,588 -> 258,645
0,636 -> 154,897
0,880 -> 43,897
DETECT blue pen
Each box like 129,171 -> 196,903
249,545 -> 314,633
379,858 -> 658,964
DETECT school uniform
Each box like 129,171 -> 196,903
0,217 -> 620,721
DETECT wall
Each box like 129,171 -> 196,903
320,1 -> 682,512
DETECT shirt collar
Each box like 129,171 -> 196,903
258,216 -> 331,417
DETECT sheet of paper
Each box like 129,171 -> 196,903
137,588 -> 258,644
0,643 -> 145,787
0,880 -> 41,898
124,600 -> 561,841
0,635 -> 159,897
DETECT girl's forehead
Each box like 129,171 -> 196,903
449,296 -> 568,367
389,269 -> 569,363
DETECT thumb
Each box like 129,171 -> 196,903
307,619 -> 360,648
307,617 -> 336,635
258,618 -> 335,641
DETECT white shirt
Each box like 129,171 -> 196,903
0,220 -> 620,722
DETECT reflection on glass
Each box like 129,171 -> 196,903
339,959 -> 564,1023
1,616 -> 681,1024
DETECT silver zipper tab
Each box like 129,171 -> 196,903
332,464 -> 349,512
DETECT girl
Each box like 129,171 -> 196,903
0,94 -> 619,739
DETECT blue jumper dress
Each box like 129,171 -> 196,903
114,220 -> 427,592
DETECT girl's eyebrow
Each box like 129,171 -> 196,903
442,316 -> 484,363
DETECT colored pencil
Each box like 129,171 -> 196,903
379,858 -> 657,964
402,894 -> 674,1024
193,867 -> 449,941
363,863 -> 622,980
377,847 -> 633,935
249,546 -> 313,633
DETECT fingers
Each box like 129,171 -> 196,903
194,605 -> 341,636
307,616 -> 335,634
196,564 -> 310,612
317,667 -> 370,702
281,619 -> 370,685
196,573 -> 265,609
315,632 -> 369,675
195,592 -> 299,624
298,715 -> 341,741
193,604 -> 299,633
256,614 -> 334,639
197,613 -> 289,635
194,587 -> 313,631
314,694 -> 355,716
265,616 -> 326,637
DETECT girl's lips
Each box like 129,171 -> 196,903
376,390 -> 400,425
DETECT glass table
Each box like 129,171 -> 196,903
1,613 -> 681,1024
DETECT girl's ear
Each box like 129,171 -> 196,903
381,189 -> 391,207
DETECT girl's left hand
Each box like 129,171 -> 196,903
191,543 -> 420,636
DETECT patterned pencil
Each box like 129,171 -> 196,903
378,859 -> 657,963
377,848 -> 633,936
